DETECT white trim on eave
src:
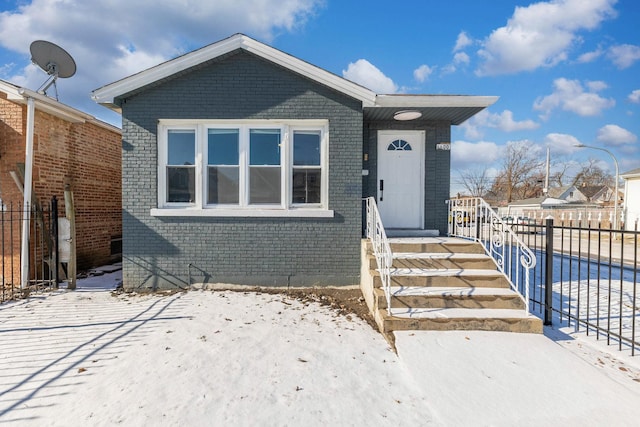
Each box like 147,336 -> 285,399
0,80 -> 120,134
374,94 -> 499,108
621,170 -> 640,180
92,33 -> 377,111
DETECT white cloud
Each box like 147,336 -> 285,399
454,31 -> 473,52
342,59 -> 398,93
440,64 -> 457,75
629,89 -> 640,104
596,124 -> 638,146
543,133 -> 581,155
475,0 -> 617,76
0,0 -> 324,124
451,140 -> 500,167
533,78 -> 615,119
607,44 -> 640,69
453,52 -> 470,65
413,64 -> 434,83
459,119 -> 484,140
577,48 -> 604,63
586,80 -> 608,92
461,109 -> 539,139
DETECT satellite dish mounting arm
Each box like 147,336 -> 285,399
37,62 -> 60,97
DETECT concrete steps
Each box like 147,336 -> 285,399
360,237 -> 542,335
368,252 -> 497,270
372,268 -> 511,288
380,308 -> 542,333
374,286 -> 526,310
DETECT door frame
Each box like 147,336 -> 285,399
377,130 -> 425,229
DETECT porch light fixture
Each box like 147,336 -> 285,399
393,110 -> 422,121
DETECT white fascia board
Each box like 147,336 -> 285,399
621,168 -> 640,179
240,37 -> 376,106
0,82 -> 120,133
375,95 -> 499,108
92,35 -> 244,107
92,34 -> 377,109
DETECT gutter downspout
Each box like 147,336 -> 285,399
20,96 -> 35,290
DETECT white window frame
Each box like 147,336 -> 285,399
152,119 -> 333,218
290,126 -> 328,208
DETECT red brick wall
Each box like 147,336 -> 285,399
0,94 -> 121,276
0,95 -> 24,287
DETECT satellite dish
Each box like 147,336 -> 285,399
30,40 -> 76,100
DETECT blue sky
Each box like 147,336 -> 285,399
1,0 -> 639,193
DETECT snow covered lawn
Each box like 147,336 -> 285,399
1,271 -> 640,426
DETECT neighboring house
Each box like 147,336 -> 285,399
622,168 -> 640,230
577,184 -> 622,206
0,80 -> 122,280
503,196 -> 566,212
92,33 -> 496,290
547,185 -> 588,203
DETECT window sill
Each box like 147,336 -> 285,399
150,208 -> 335,218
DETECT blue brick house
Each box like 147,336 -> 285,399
92,34 -> 496,290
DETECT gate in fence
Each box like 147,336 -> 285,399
0,197 -> 59,303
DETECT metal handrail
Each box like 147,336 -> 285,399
446,197 -> 536,313
364,197 -> 393,315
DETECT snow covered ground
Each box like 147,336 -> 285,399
1,268 -> 640,426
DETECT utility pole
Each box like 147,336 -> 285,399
543,147 -> 550,196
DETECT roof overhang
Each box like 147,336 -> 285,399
92,33 -> 378,112
0,80 -> 120,133
365,95 -> 499,125
621,168 -> 640,179
91,34 -> 497,125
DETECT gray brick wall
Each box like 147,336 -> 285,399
363,120 -> 451,235
119,50 -> 363,289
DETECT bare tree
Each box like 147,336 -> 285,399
490,141 -> 544,203
550,162 -> 572,188
458,168 -> 493,197
572,158 -> 614,188
516,170 -> 546,200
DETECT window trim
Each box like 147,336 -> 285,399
155,119 -> 333,218
290,126 -> 327,208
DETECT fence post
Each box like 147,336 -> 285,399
51,196 -> 59,288
544,216 -> 554,326
475,203 -> 481,240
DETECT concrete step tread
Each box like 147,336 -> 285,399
393,252 -> 491,260
387,237 -> 473,244
387,268 -> 504,277
387,307 -> 537,320
386,286 -> 520,297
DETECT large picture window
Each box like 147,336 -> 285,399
156,120 -> 330,217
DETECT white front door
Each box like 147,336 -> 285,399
377,130 -> 424,228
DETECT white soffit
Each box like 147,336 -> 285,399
375,94 -> 499,108
92,34 -> 378,111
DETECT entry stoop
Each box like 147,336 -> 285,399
360,237 -> 543,335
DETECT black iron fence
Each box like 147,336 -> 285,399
0,197 -> 59,303
509,218 -> 639,356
